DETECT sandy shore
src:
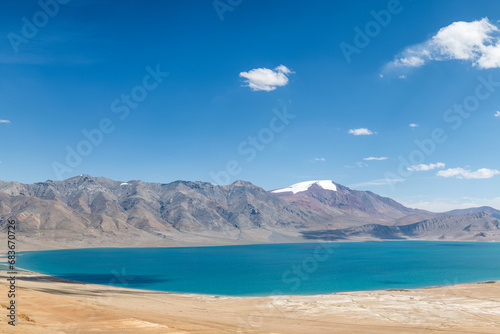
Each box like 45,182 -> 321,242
0,269 -> 499,333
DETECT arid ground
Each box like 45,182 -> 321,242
1,269 -> 499,333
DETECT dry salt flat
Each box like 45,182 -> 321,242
1,269 -> 499,333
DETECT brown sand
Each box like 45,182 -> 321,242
1,270 -> 500,333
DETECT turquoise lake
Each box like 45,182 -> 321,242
17,241 -> 500,296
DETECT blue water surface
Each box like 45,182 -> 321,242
17,241 -> 500,296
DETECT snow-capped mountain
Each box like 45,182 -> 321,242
270,180 -> 433,227
271,180 -> 337,194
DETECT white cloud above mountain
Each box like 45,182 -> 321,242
388,18 -> 500,70
348,128 -> 376,135
349,178 -> 405,187
363,157 -> 388,161
239,65 -> 293,91
408,162 -> 445,171
437,167 -> 500,179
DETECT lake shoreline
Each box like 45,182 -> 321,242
14,241 -> 500,296
16,237 -> 500,252
1,267 -> 500,333
6,266 -> 500,298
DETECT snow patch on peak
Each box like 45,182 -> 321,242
315,180 -> 338,191
271,180 -> 337,194
120,183 -> 129,186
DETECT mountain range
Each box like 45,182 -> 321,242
0,175 -> 499,250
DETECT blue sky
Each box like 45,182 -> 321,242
1,0 -> 500,211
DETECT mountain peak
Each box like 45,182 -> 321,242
228,180 -> 260,188
65,174 -> 95,182
271,180 -> 337,194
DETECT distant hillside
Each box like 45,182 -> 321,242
300,213 -> 500,241
0,175 -> 330,249
443,206 -> 500,219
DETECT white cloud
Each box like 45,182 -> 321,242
363,157 -> 388,161
495,111 -> 500,117
0,120 -> 11,124
437,167 -> 500,179
348,128 -> 375,135
398,75 -> 407,79
344,162 -> 369,168
239,65 -> 294,91
349,178 -> 405,188
314,157 -> 326,161
389,18 -> 500,70
409,123 -> 419,128
397,56 -> 426,67
407,162 -> 446,171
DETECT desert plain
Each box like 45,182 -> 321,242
0,268 -> 499,334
